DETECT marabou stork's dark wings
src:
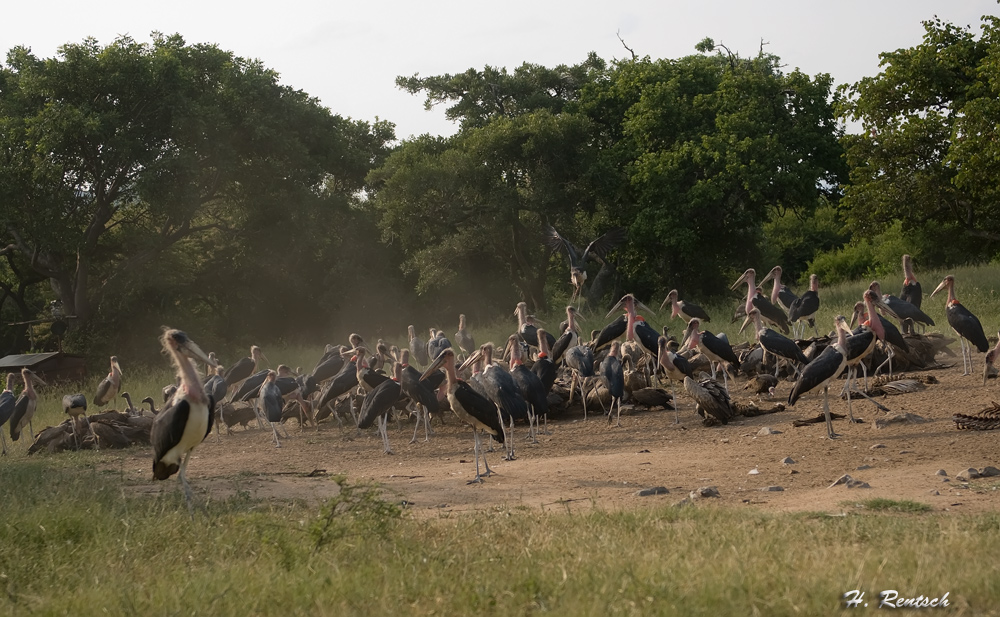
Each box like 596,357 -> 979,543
545,226 -> 627,269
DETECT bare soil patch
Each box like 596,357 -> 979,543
113,365 -> 1000,517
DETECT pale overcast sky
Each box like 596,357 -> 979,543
3,1 -> 996,140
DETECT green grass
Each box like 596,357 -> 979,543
1,458 -> 998,616
840,498 -> 934,514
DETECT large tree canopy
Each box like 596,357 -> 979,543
0,35 -> 393,346
584,42 -> 845,298
837,15 -> 1000,264
0,34 -> 393,353
373,44 -> 845,311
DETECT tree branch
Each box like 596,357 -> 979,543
616,31 -> 637,61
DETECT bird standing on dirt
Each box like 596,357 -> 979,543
931,275 -> 989,377
94,356 -> 122,408
788,316 -> 851,439
151,329 -> 218,516
10,368 -> 46,442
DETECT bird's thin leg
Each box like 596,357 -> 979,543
410,404 -> 421,444
615,397 -> 622,427
845,369 -> 855,423
709,361 -> 717,380
381,415 -> 393,455
670,380 -> 679,424
721,365 -> 730,395
84,416 -> 100,452
568,372 -> 577,406
1,430 -> 9,455
503,412 -> 516,461
812,322 -> 819,337
823,385 -> 839,439
28,419 -> 34,442
251,400 -> 266,430
481,431 -> 495,478
580,376 -> 589,421
528,405 -> 538,444
179,451 -> 195,520
468,429 -> 484,484
860,360 -> 870,392
270,421 -> 282,448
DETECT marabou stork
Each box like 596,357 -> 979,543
420,348 -> 504,484
315,351 -> 361,424
607,293 -> 660,359
479,342 -> 528,460
731,269 -> 791,334
900,254 -> 923,334
660,289 -> 711,323
150,329 -> 218,515
258,370 -> 286,447
564,344 -> 596,419
408,325 -> 429,367
427,329 -> 452,364
787,274 -> 821,338
507,334 -> 549,441
455,314 -> 476,357
852,292 -> 909,377
788,316 -> 851,439
546,225 -> 627,304
682,318 -> 740,392
758,266 -> 800,313
94,356 -> 123,408
0,373 -> 18,455
843,293 -> 882,394
552,306 -> 584,364
515,302 -> 556,351
931,275 -> 989,376
358,363 -> 402,455
868,280 -> 935,333
656,335 -> 693,423
223,345 -> 267,398
600,341 -> 625,426
400,349 -> 439,443
202,366 -> 228,438
985,333 -> 1000,385
9,368 -> 46,442
531,329 -> 557,393
739,308 -> 809,377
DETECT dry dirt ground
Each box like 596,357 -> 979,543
103,359 -> 1000,519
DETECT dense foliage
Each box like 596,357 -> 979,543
2,11 -> 998,360
836,15 -> 1000,272
0,34 -> 395,359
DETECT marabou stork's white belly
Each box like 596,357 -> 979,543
161,400 -> 210,466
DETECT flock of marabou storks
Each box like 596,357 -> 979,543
2,238 -> 998,511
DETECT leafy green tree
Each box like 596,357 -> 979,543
0,34 -> 392,349
838,15 -> 1000,263
580,43 -> 846,299
372,59 -> 608,312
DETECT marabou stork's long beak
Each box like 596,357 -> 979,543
870,295 -> 896,318
26,370 -> 47,388
730,268 -> 754,291
178,337 -> 217,368
930,278 -> 949,297
457,349 -> 482,373
634,298 -> 656,317
850,306 -> 862,328
605,295 -> 627,318
738,313 -> 754,335
419,351 -> 449,381
679,321 -> 697,351
758,267 -> 778,287
659,295 -> 671,311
